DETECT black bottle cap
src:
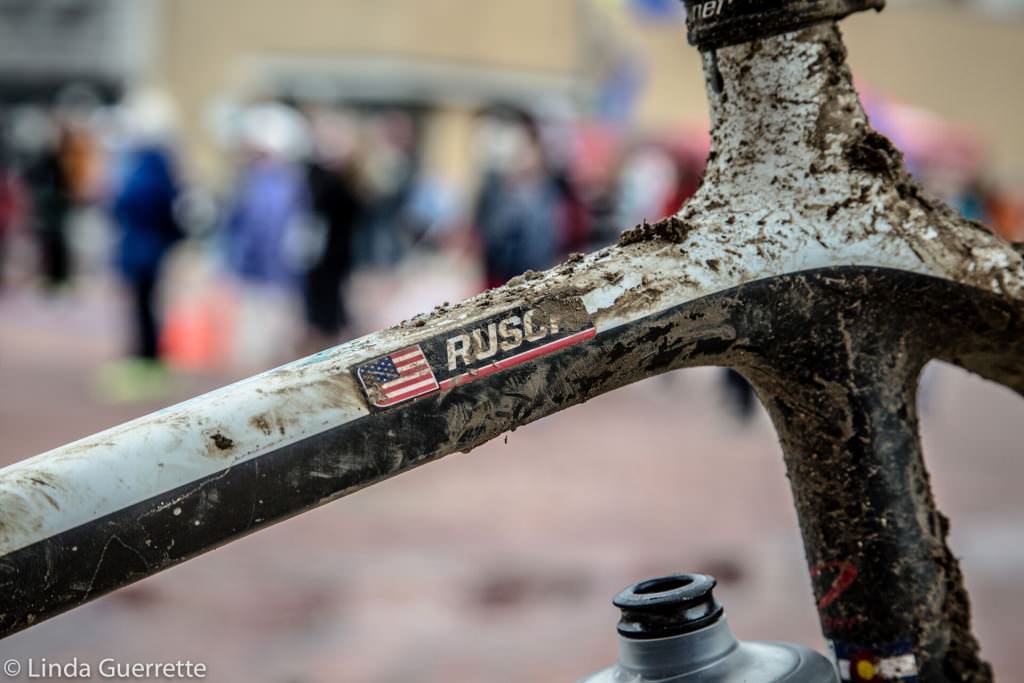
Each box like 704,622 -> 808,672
614,573 -> 724,639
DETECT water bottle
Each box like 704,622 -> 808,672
579,573 -> 838,682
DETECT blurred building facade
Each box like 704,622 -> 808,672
2,0 -> 1024,193
0,0 -> 159,105
150,0 -> 1024,192
0,1 -> 932,192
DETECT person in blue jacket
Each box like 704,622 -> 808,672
111,144 -> 183,362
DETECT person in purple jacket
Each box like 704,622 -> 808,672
220,103 -> 313,367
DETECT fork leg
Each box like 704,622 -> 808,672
740,276 -> 994,683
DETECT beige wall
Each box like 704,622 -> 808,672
596,4 -> 1024,183
154,0 -> 580,184
152,1 -> 1024,187
844,7 -> 1024,184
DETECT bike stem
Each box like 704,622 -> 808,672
1,15 -> 1022,683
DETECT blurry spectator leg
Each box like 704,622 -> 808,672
301,266 -> 348,354
133,271 -> 160,361
40,225 -> 71,291
96,271 -> 172,403
722,368 -> 756,422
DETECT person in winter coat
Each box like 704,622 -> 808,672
111,144 -> 183,361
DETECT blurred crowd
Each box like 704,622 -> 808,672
0,84 -> 1021,407
0,87 -> 709,393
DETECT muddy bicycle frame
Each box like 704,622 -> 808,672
1,5 -> 1022,682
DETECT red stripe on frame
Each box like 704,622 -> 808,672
439,327 -> 596,391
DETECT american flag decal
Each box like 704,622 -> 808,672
355,298 -> 596,411
356,345 -> 439,408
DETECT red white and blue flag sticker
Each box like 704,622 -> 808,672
830,640 -> 918,682
357,345 -> 440,408
356,298 -> 595,409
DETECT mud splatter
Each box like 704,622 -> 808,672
618,217 -> 695,246
249,415 -> 273,436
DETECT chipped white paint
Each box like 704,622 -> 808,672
0,356 -> 371,556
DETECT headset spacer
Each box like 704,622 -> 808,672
682,0 -> 885,51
